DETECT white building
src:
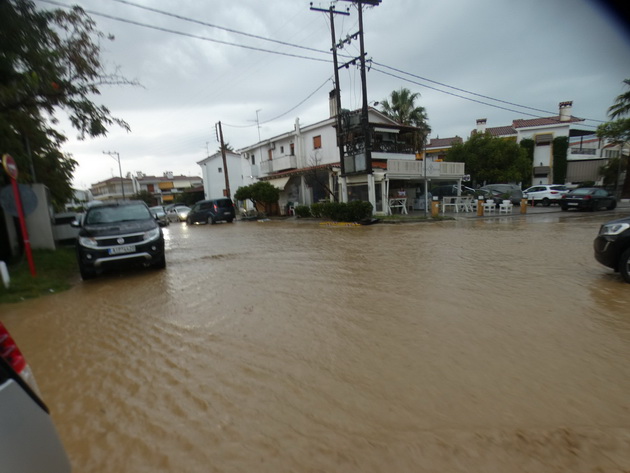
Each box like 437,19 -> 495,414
239,103 -> 466,216
197,151 -> 254,202
473,101 -> 585,186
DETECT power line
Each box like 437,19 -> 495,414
38,0 -> 332,64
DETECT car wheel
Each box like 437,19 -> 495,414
79,262 -> 96,280
186,217 -> 192,225
542,198 -> 550,207
620,248 -> 630,284
152,253 -> 166,270
227,218 -> 234,223
561,205 -> 568,211
607,200 -> 617,210
208,216 -> 216,225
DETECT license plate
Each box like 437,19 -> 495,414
568,202 -> 578,206
224,211 -> 231,215
109,245 -> 136,255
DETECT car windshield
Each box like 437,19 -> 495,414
570,188 -> 593,195
85,203 -> 152,224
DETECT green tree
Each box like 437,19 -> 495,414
446,133 -> 531,186
552,136 -> 568,185
130,190 -> 154,206
380,88 -> 431,148
597,77 -> 630,198
0,0 -> 132,208
235,181 -> 280,214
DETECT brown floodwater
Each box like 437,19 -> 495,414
2,211 -> 630,472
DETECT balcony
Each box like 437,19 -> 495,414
272,155 -> 297,172
387,159 -> 465,178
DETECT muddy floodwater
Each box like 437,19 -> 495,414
3,212 -> 630,472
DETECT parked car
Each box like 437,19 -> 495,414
479,184 -> 523,205
593,215 -> 630,283
72,200 -> 166,279
522,185 -> 568,206
560,188 -> 617,211
149,206 -> 169,227
166,205 -> 190,223
1,322 -> 71,472
186,198 -> 236,224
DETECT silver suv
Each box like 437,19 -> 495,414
523,185 -> 568,206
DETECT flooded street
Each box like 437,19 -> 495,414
3,212 -> 630,472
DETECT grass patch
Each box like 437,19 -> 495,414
0,248 -> 78,305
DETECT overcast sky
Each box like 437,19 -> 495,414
34,0 -> 630,189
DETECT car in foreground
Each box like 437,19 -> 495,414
560,187 -> 617,211
186,198 -> 236,224
1,322 -> 71,472
523,185 -> 568,206
149,206 -> 169,227
72,200 -> 166,279
166,205 -> 190,223
594,215 -> 630,283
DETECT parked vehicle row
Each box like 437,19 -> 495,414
186,198 -> 236,224
522,185 -> 568,206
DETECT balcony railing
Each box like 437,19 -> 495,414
387,159 -> 465,178
272,155 -> 297,172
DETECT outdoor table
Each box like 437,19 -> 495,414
388,197 -> 408,215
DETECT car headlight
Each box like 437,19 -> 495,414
143,227 -> 161,242
599,222 -> 630,236
78,236 -> 99,249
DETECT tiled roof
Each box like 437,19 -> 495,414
426,136 -> 462,149
472,126 -> 516,137
512,116 -> 583,128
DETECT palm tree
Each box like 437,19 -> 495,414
380,88 -> 431,147
608,78 -> 630,119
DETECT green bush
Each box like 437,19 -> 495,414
310,202 -> 324,218
294,205 -> 311,218
319,200 -> 372,222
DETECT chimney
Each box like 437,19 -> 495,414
476,118 -> 487,134
559,101 -> 573,121
329,89 -> 338,118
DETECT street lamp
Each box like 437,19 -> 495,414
103,151 -> 125,200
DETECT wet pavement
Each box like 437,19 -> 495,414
2,206 -> 630,472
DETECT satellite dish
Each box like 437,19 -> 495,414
0,184 -> 39,217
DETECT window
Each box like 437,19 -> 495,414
535,133 -> 553,146
280,146 -> 284,153
218,167 -> 223,173
268,149 -> 273,160
251,154 -> 256,165
290,143 -> 295,156
313,135 -> 322,149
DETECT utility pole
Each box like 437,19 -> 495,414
215,122 -> 231,198
103,151 -> 125,200
310,3 -> 349,176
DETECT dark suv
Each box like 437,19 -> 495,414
72,200 -> 166,279
186,198 -> 235,224
593,215 -> 630,283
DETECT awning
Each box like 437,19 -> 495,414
267,176 -> 290,189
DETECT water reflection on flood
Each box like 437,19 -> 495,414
3,214 -> 630,472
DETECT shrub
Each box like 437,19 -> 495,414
294,205 -> 311,218
319,200 -> 373,222
310,202 -> 324,218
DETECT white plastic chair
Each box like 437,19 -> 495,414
483,201 -> 496,213
499,200 -> 513,213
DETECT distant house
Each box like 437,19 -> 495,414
90,176 -> 134,201
197,151 -> 253,203
131,172 -> 202,205
423,136 -> 463,161
471,101 -> 594,186
238,96 -> 466,215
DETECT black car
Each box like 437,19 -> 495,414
186,198 -> 235,224
560,187 -> 617,211
72,200 -> 166,279
594,215 -> 630,283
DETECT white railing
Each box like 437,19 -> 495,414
386,159 -> 465,178
272,155 -> 297,172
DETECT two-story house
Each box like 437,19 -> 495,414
131,172 -> 203,205
472,101 -> 585,186
90,176 -> 134,201
239,98 -> 466,215
197,150 -> 254,203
